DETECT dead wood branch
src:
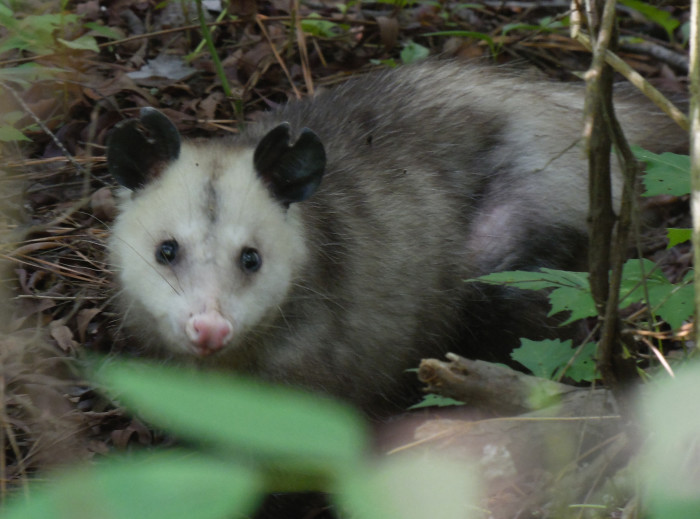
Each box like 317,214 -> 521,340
410,354 -> 627,518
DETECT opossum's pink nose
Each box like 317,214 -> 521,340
186,312 -> 233,355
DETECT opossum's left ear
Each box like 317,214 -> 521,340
254,123 -> 326,204
107,107 -> 181,191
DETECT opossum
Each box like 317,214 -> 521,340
106,61 -> 683,414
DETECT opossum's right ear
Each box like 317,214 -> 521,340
254,123 -> 326,205
107,107 -> 181,191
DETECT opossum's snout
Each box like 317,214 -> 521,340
185,311 -> 234,355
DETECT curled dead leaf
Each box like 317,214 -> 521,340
49,319 -> 78,353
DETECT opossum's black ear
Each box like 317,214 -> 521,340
107,107 -> 181,191
254,123 -> 326,204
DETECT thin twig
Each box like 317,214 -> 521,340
194,0 -> 241,121
293,0 -> 315,96
0,81 -> 86,176
576,32 -> 689,131
256,14 -> 302,100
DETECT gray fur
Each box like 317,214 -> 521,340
109,61 -> 685,414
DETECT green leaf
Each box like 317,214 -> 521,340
337,454 -> 479,519
83,22 -> 123,40
0,62 -> 62,85
1,111 -> 25,125
619,258 -> 668,307
619,259 -> 694,330
301,14 -> 342,38
512,339 -> 597,384
0,3 -> 17,29
97,360 -> 368,471
667,228 -> 691,248
58,35 -> 100,52
634,146 -> 690,197
547,285 -> 597,324
473,260 -> 692,333
370,58 -> 398,68
409,393 -> 464,409
472,268 -> 595,324
556,342 -> 598,383
511,339 -> 577,379
0,125 -> 31,142
619,0 -> 680,41
472,268 -> 588,291
400,41 -> 429,64
654,281 -> 694,331
3,452 -> 262,519
501,17 -> 565,36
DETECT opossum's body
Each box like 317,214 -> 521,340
107,61 -> 682,414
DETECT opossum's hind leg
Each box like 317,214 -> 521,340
456,283 -> 561,363
457,224 -> 590,363
504,224 -> 589,272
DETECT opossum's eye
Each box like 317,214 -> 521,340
155,239 -> 179,265
240,247 -> 262,273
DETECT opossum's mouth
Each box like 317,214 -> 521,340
190,342 -> 225,357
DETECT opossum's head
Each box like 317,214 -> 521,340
107,108 -> 326,358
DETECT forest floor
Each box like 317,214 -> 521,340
0,1 -> 693,518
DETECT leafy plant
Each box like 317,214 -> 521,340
409,393 -> 465,409
635,147 -> 692,247
471,258 -> 693,381
0,4 -> 99,55
469,145 -> 693,382
2,360 -> 479,519
474,268 -> 595,326
501,16 -> 568,37
635,147 -> 691,197
0,111 -> 34,142
512,339 -> 598,383
0,3 -> 106,145
475,260 -> 692,333
667,228 -> 692,248
400,40 -> 430,64
3,452 -> 263,519
301,13 -> 348,38
619,0 -> 681,43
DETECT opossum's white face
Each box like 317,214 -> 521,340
110,145 -> 305,354
107,109 -> 325,358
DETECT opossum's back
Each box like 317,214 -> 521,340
265,63 -> 588,181
260,61 -> 684,167
270,62 -> 686,275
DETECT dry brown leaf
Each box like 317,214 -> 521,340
111,420 -> 153,449
49,320 -> 78,353
199,91 -> 226,121
10,298 -> 56,331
